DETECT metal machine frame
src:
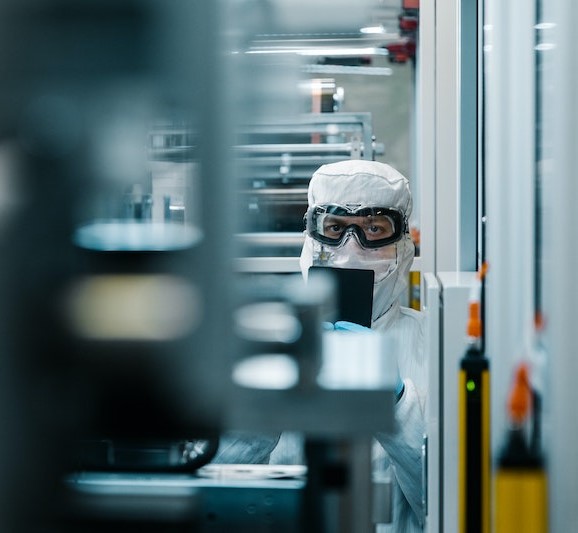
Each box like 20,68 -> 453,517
235,112 -> 384,274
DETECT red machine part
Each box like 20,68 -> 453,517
385,39 -> 416,64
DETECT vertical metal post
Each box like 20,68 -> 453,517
434,0 -> 460,272
303,437 -> 374,533
547,0 -> 578,530
484,0 -> 536,460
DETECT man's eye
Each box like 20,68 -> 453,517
324,223 -> 343,235
365,224 -> 394,238
365,224 -> 383,234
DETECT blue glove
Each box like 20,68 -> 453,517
334,321 -> 371,332
333,321 -> 404,400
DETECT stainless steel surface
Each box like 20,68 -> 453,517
236,142 -> 361,155
235,257 -> 302,273
66,468 -> 305,533
236,155 -> 357,173
228,386 -> 395,436
235,255 -> 422,274
65,462 -> 392,531
237,232 -> 305,248
239,188 -> 309,196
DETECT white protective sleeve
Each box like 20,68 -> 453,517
375,377 -> 426,532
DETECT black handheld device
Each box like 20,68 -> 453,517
308,266 -> 374,327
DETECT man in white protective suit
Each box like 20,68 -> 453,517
297,159 -> 427,532
213,159 -> 426,532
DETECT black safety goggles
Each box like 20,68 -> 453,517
305,204 -> 406,249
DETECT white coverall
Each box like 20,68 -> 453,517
298,159 -> 427,532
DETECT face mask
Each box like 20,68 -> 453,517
311,236 -> 398,284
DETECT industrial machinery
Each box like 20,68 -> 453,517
0,1 -> 400,532
236,112 -> 385,272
